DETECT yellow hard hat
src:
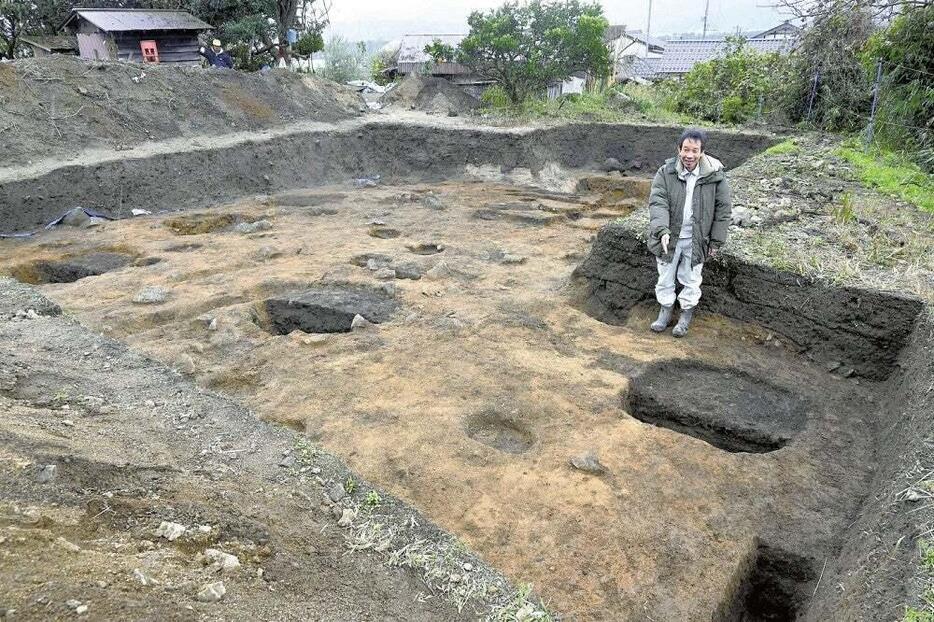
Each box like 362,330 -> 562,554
212,39 -> 222,47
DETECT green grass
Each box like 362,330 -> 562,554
835,141 -> 934,213
764,139 -> 801,155
905,542 -> 934,621
481,85 -> 694,125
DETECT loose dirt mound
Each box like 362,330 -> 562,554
381,73 -> 479,115
0,56 -> 363,166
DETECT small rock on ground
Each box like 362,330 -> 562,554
569,451 -> 607,475
196,581 -> 226,603
155,520 -> 186,541
132,286 -> 169,305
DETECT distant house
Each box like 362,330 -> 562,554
391,34 -> 471,80
605,26 -> 667,82
21,36 -> 78,57
61,8 -> 212,64
630,22 -> 800,80
751,20 -> 802,40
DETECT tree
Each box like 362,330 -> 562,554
1,0 -> 69,59
320,35 -> 366,83
670,37 -> 792,124
861,3 -> 934,169
783,3 -> 875,131
455,0 -> 610,105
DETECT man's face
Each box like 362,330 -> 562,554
679,138 -> 703,171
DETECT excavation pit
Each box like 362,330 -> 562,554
627,361 -> 807,453
164,212 -> 246,236
10,252 -> 133,284
720,543 -> 818,622
258,286 -> 397,335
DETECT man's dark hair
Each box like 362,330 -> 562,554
678,128 -> 707,151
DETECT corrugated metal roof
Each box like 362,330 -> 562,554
633,38 -> 794,78
21,35 -> 78,52
397,34 -> 465,65
64,9 -> 212,33
624,30 -> 667,52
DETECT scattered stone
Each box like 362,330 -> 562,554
350,253 -> 392,269
132,286 -> 169,305
569,451 -> 607,475
75,605 -> 88,615
825,360 -> 842,372
61,208 -> 90,227
337,508 -> 356,527
374,268 -> 396,280
65,599 -> 81,610
133,568 -> 156,586
327,482 -> 346,503
196,581 -> 226,603
278,455 -> 296,468
36,464 -> 57,483
500,253 -> 526,265
425,262 -> 451,281
131,208 -> 152,216
393,262 -> 424,280
155,520 -> 186,541
422,193 -> 445,210
234,219 -> 273,234
600,157 -> 624,173
55,537 -> 81,552
208,318 -> 218,331
463,562 -> 474,572
204,548 -> 241,572
350,314 -> 374,330
255,245 -> 283,261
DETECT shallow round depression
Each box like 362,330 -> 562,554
464,410 -> 535,454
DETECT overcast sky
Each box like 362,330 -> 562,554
325,0 -> 793,43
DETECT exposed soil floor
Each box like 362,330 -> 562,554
0,179 -> 882,620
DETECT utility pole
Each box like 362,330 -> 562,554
866,59 -> 883,147
646,0 -> 653,42
702,0 -> 711,39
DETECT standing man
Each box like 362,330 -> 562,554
646,128 -> 731,337
199,39 -> 234,69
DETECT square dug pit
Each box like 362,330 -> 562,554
626,361 -> 807,453
259,286 -> 397,335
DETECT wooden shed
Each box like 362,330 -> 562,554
61,8 -> 212,64
21,36 -> 79,57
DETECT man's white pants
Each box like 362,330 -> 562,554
655,237 -> 704,309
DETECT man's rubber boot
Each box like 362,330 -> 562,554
650,305 -> 674,333
672,308 -> 694,338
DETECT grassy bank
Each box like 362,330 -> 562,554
835,141 -> 934,213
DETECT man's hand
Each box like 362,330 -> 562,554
200,46 -> 206,53
661,233 -> 670,255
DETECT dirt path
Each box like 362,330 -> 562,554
0,179 -> 881,619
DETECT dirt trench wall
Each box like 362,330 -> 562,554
0,122 -> 775,233
802,314 -> 934,621
574,222 -> 924,380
